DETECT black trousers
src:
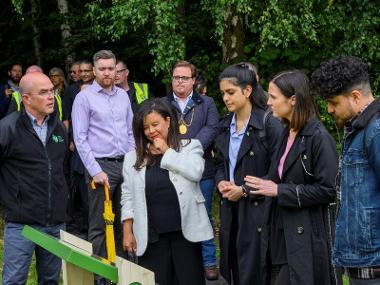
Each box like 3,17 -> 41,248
270,264 -> 291,285
139,231 -> 205,285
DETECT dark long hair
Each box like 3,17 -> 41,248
270,69 -> 318,130
218,62 -> 267,110
133,98 -> 181,170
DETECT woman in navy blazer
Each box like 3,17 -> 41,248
121,98 -> 213,285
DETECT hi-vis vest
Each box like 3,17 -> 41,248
133,82 -> 149,104
12,91 -> 21,112
12,90 -> 63,121
54,90 -> 63,121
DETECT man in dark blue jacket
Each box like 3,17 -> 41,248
166,60 -> 220,280
0,72 -> 68,284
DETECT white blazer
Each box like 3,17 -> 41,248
121,139 -> 214,256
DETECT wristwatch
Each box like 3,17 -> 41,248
241,185 -> 249,198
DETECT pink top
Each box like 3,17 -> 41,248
278,136 -> 295,179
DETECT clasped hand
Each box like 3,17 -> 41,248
217,181 -> 244,202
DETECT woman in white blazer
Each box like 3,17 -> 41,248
121,98 -> 213,285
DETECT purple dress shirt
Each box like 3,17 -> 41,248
72,81 -> 135,177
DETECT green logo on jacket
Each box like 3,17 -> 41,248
52,134 -> 64,143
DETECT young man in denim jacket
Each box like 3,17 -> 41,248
312,55 -> 380,285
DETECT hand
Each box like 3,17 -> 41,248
217,180 -> 233,194
4,88 -> 12,97
152,138 -> 169,154
244,175 -> 278,197
69,141 -> 75,152
123,231 -> 137,253
224,184 -> 245,202
92,171 -> 110,189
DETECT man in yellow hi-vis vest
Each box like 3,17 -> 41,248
114,59 -> 151,113
0,63 -> 22,119
7,65 -> 63,121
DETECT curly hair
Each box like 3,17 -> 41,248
311,55 -> 370,99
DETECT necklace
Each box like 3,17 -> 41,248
179,108 -> 195,135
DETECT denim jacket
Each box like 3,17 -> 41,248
333,98 -> 380,267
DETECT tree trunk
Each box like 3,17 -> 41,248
30,0 -> 42,66
222,5 -> 245,64
57,0 -> 73,70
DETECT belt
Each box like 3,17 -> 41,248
346,266 -> 380,279
98,156 -> 124,162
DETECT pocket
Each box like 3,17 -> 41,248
370,209 -> 380,249
342,150 -> 368,187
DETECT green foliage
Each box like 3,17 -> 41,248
87,0 -> 185,76
11,0 -> 23,14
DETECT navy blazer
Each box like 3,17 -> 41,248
165,91 -> 220,179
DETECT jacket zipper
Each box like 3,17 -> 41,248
26,124 -> 53,225
44,147 -> 52,225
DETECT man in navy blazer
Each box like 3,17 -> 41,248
165,60 -> 220,280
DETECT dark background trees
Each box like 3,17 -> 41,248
2,0 -> 380,140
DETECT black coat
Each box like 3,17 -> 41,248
0,108 -> 68,226
215,108 -> 283,285
268,118 -> 339,285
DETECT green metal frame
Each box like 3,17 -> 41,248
21,225 -> 118,282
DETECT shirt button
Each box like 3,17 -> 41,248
297,226 -> 304,235
253,201 -> 259,207
179,191 -> 183,195
250,151 -> 255,156
257,227 -> 262,233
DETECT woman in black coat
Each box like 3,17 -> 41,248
215,63 -> 283,285
245,70 -> 339,285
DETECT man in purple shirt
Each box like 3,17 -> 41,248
72,50 -> 134,283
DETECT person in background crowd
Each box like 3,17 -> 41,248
245,69 -> 339,285
115,59 -> 151,113
0,63 -> 22,119
195,69 -> 207,95
49,67 -> 67,96
62,60 -> 94,240
69,61 -> 81,83
312,55 -> 380,285
216,63 -> 283,285
72,50 -> 134,285
63,60 -> 94,126
0,72 -> 68,285
165,60 -> 220,280
121,98 -> 213,285
242,62 -> 268,99
49,67 -> 67,121
7,65 -> 44,115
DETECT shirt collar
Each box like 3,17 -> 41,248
230,113 -> 250,135
173,91 -> 193,103
26,111 -> 49,126
91,80 -> 117,96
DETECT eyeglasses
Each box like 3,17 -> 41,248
172,76 -> 193,82
116,68 -> 126,74
27,88 -> 55,97
49,74 -> 61,78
